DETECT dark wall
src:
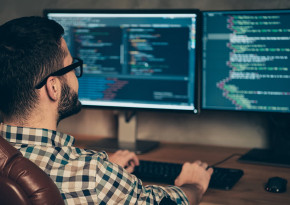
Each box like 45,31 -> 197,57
1,0 -> 290,24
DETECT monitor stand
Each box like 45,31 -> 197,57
86,111 -> 159,154
238,148 -> 290,168
238,114 -> 290,168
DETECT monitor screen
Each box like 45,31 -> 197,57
202,10 -> 290,113
45,10 -> 201,113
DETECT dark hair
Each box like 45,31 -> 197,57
0,16 -> 65,120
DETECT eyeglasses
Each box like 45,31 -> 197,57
35,57 -> 83,89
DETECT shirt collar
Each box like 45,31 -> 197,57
0,123 -> 75,147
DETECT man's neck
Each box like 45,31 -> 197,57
3,114 -> 58,131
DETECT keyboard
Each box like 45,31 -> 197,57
133,160 -> 244,190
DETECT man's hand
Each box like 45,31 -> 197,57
109,150 -> 139,173
174,160 -> 213,204
175,160 -> 213,193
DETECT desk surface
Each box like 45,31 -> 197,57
75,140 -> 290,205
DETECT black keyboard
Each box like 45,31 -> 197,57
133,160 -> 244,190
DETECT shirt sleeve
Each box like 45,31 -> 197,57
95,155 -> 189,205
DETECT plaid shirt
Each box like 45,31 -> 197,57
0,123 -> 188,205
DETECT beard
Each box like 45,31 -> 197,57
57,81 -> 82,124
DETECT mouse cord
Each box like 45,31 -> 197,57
210,153 -> 242,167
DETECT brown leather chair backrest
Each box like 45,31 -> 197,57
0,135 -> 64,205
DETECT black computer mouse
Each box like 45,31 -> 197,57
265,177 -> 287,193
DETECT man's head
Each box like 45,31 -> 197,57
0,16 -> 81,125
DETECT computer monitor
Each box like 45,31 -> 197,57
202,9 -> 290,167
44,9 -> 201,153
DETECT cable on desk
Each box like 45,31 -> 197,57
210,153 -> 242,167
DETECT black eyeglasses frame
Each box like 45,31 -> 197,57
35,57 -> 83,89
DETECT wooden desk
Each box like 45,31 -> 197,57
75,140 -> 290,205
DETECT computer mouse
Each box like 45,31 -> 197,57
265,177 -> 287,193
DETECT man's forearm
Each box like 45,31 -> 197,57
180,184 -> 204,205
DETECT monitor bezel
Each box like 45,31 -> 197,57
44,9 -> 202,114
201,8 -> 290,115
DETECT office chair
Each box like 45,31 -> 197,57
0,135 -> 64,205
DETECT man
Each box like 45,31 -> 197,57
0,16 -> 213,204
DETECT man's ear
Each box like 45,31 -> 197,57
45,77 -> 60,101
